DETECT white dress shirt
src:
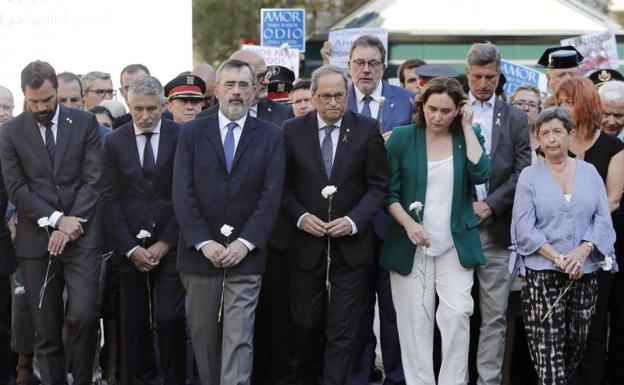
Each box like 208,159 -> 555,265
39,105 -> 64,228
470,92 -> 496,201
249,104 -> 258,118
354,81 -> 383,119
296,114 -> 358,235
194,111 -> 255,253
133,120 -> 161,165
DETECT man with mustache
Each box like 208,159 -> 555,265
173,59 -> 284,385
0,60 -> 102,385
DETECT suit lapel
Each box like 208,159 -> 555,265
304,112 -> 328,181
231,116 -> 258,173
53,107 -> 71,177
490,100 -> 504,157
204,114 -> 228,172
347,85 -> 358,114
330,113 -> 353,181
24,112 -> 53,176
124,126 -> 150,192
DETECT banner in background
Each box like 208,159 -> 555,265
261,8 -> 306,52
561,31 -> 619,75
328,28 -> 388,69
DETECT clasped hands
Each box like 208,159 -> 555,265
47,215 -> 86,256
554,245 -> 591,280
201,240 -> 249,269
299,213 -> 352,238
130,240 -> 171,272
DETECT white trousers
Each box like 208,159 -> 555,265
390,246 -> 474,385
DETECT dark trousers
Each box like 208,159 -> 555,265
351,239 -> 404,385
569,270 -> 614,385
0,276 -> 12,385
19,247 -> 101,385
118,255 -> 186,385
522,269 -> 598,385
291,249 -> 367,385
606,270 -> 624,385
252,246 -> 297,385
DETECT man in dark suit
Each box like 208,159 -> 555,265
464,43 -> 530,385
102,75 -> 186,385
196,50 -> 292,125
0,60 -> 102,385
346,35 -> 412,385
173,59 -> 284,385
283,64 -> 388,385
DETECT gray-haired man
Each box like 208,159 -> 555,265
465,42 -> 531,385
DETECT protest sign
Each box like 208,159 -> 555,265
500,60 -> 548,96
242,44 -> 300,79
561,31 -> 619,75
328,28 -> 388,69
261,8 -> 306,52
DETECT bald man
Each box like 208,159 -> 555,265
192,63 -> 217,109
0,87 -> 14,126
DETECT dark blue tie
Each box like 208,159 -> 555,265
361,95 -> 373,117
142,132 -> 156,187
44,121 -> 55,165
224,122 -> 236,173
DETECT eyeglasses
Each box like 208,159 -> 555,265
317,92 -> 346,104
350,59 -> 384,71
0,105 -> 13,112
87,88 -> 116,97
222,81 -> 252,91
511,100 -> 539,110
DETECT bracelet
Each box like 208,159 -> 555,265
553,254 -> 565,268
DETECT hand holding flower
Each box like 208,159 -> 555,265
57,215 -> 87,240
299,213 -> 327,237
200,242 -> 225,268
130,247 -> 158,272
147,240 -> 170,262
326,217 -> 352,237
47,230 -> 70,256
219,239 -> 249,267
563,245 -> 590,279
405,221 -> 430,247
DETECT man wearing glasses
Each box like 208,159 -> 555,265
283,64 -> 388,385
346,35 -> 412,385
81,71 -> 115,111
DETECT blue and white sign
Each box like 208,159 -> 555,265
500,60 -> 548,96
261,8 -> 305,52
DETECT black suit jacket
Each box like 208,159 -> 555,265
282,110 -> 389,270
0,170 -> 14,278
173,113 -> 285,275
102,119 -> 179,265
196,98 -> 293,127
482,100 -> 531,246
0,105 -> 102,258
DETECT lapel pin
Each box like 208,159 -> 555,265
267,107 -> 272,112
66,117 -> 72,124
495,113 -> 501,126
390,103 -> 394,108
342,128 -> 350,143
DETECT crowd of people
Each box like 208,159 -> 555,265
0,34 -> 622,385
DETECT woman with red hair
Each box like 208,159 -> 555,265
556,77 -> 624,385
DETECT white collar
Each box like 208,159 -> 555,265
316,113 -> 342,131
469,91 -> 496,107
38,104 -> 60,128
133,119 -> 162,136
218,110 -> 247,130
354,81 -> 383,104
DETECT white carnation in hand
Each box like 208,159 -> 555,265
220,224 -> 234,237
408,201 -> 423,214
321,185 -> 338,199
136,229 -> 152,240
601,256 -> 613,271
38,217 -> 50,228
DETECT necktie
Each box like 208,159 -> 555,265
44,121 -> 55,165
142,132 -> 156,186
321,125 -> 335,178
224,122 -> 236,173
361,95 -> 373,117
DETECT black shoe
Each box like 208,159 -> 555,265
370,367 -> 383,382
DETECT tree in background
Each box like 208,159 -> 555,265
193,0 -> 362,65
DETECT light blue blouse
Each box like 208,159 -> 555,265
510,159 -> 616,275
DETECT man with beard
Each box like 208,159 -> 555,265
173,59 -> 284,385
0,60 -> 102,385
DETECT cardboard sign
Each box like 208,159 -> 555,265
328,28 -> 388,69
242,44 -> 299,79
561,31 -> 619,75
500,60 -> 548,96
261,8 -> 306,52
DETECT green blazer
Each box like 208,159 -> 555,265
380,124 -> 493,275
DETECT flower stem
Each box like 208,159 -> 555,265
326,197 -> 332,301
218,236 -> 229,322
541,280 -> 574,323
146,274 -> 153,331
38,257 -> 53,309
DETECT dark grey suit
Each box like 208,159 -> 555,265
0,104 -> 102,385
472,99 -> 530,385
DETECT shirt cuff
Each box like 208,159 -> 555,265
195,240 -> 211,251
126,245 -> 139,258
238,238 -> 255,251
49,211 -> 64,228
296,212 -> 309,229
346,216 -> 358,235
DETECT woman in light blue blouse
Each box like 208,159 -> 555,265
511,107 -> 616,385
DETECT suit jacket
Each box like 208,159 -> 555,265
0,170 -> 14,278
196,97 -> 293,127
380,124 -> 493,274
481,100 -> 531,246
348,81 -> 414,240
0,104 -> 102,259
173,113 -> 285,275
282,110 -> 389,270
102,119 -> 179,266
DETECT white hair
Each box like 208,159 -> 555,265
598,80 -> 624,104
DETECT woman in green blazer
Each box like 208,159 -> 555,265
380,77 -> 492,385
